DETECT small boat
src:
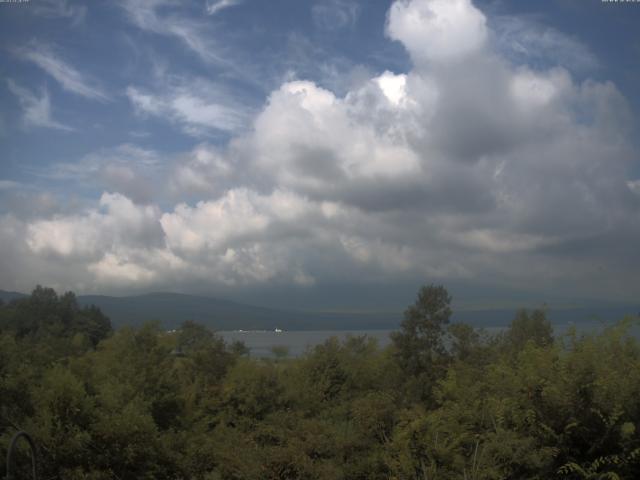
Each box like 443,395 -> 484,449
274,328 -> 283,333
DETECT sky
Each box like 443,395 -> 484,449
1,0 -> 640,311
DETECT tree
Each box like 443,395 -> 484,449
391,284 -> 452,401
0,287 -> 112,346
176,320 -> 217,354
71,304 -> 112,347
505,308 -> 553,352
447,322 -> 481,361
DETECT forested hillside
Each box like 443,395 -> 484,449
1,286 -> 639,479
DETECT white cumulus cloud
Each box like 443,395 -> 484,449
386,0 -> 488,64
4,0 -> 640,302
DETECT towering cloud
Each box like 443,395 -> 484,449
386,0 -> 488,64
2,0 -> 639,302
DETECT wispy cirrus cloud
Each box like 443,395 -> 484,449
118,0 -> 266,91
0,180 -> 22,191
312,0 -> 360,31
119,0 -> 226,65
13,42 -> 109,102
6,80 -> 73,131
491,15 -> 599,72
126,75 -> 252,137
206,0 -> 242,16
38,144 -> 161,181
32,144 -> 162,204
30,0 -> 87,25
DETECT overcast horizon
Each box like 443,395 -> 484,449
1,0 -> 640,310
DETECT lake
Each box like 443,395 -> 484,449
219,320 -> 631,357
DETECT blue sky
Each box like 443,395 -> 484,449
1,0 -> 639,309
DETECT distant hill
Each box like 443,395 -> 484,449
1,290 -> 637,331
75,292 -> 404,330
452,305 -> 640,328
76,292 -> 322,330
0,290 -> 27,303
76,293 -> 636,331
1,289 -> 396,330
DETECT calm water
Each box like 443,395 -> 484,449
219,321 -> 629,357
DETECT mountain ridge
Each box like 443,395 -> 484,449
1,289 -> 638,331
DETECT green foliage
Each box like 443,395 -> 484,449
391,284 -> 453,402
271,345 -> 290,359
1,286 -> 640,479
0,286 -> 112,348
503,308 -> 554,352
448,322 -> 483,362
392,284 -> 452,369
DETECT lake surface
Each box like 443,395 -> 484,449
219,320 -> 631,357
219,329 -> 394,357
